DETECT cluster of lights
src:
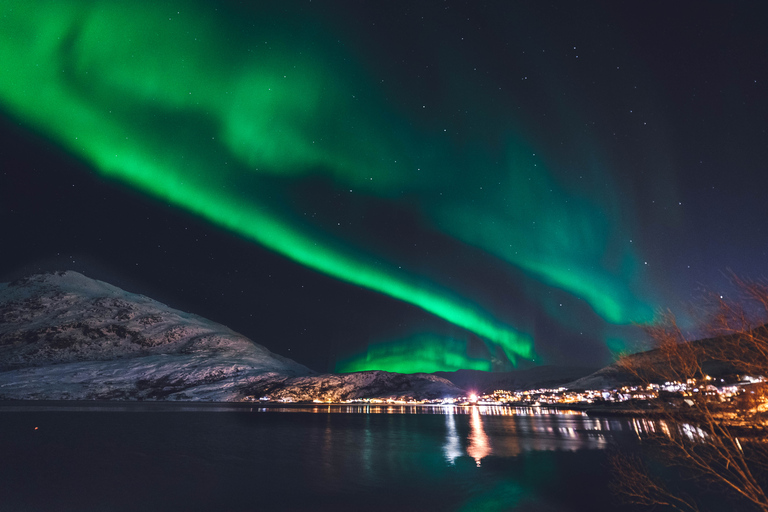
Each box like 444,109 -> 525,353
244,374 -> 766,410
461,375 -> 765,408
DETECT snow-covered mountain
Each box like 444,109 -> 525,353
0,271 -> 312,400
0,271 -> 463,401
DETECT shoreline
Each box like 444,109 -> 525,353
0,398 -> 663,417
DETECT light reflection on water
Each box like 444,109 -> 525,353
243,404 -> 640,466
443,411 -> 462,464
466,406 -> 491,466
0,402 -> 680,467
253,404 -> 589,415
0,402 -> 668,511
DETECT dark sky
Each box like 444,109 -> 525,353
1,1 -> 767,373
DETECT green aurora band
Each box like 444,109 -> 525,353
0,0 -> 656,371
336,335 -> 492,374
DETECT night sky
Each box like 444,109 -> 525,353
2,1 -> 767,373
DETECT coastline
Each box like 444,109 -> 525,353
0,398 -> 659,417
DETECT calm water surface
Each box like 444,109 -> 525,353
0,403 -> 654,512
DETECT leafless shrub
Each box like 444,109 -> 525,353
612,276 -> 768,512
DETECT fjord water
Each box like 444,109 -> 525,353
0,404 -> 647,512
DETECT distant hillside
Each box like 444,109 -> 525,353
435,366 -> 599,393
564,333 -> 756,390
249,371 -> 463,402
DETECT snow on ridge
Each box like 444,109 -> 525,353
3,270 -> 221,331
0,270 -> 300,367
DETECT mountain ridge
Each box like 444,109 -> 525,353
0,271 -> 462,401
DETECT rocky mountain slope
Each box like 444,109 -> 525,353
0,271 -> 315,400
0,271 -> 462,401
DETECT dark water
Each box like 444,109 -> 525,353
0,403 -> 654,512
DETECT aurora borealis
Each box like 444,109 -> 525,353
2,1 -> 768,373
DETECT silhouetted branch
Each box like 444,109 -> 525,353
612,276 -> 768,512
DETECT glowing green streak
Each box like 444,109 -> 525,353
0,0 -> 534,362
336,335 -> 492,374
518,259 -> 653,324
605,337 -> 630,356
436,143 -> 655,325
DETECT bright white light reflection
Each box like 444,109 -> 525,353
443,407 -> 462,465
253,405 -> 589,415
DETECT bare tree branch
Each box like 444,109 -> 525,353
612,276 -> 768,512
